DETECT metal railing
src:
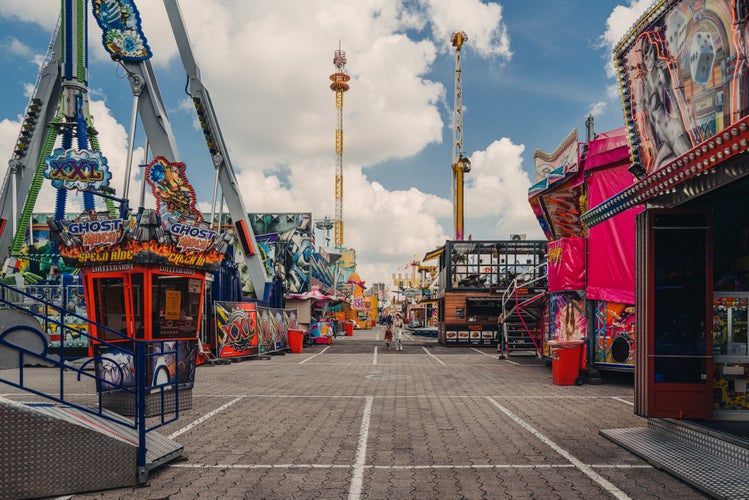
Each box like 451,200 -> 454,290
499,262 -> 548,356
0,281 -> 181,482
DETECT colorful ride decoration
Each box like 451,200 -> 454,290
582,0 -> 749,228
92,0 -> 152,61
49,209 -> 229,271
146,156 -> 202,228
214,301 -> 297,358
43,148 -> 112,191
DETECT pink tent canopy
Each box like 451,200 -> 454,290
285,286 -> 343,303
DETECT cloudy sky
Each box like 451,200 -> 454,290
0,0 -> 653,287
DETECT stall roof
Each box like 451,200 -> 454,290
423,246 -> 444,262
584,127 -> 629,171
285,285 -> 343,303
582,116 -> 749,228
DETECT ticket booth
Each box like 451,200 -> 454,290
83,264 -> 206,415
49,207 -> 228,415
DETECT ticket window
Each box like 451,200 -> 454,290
87,273 -> 144,341
86,269 -> 203,342
151,274 -> 204,340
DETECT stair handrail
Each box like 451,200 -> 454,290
498,262 -> 548,357
0,280 -> 182,480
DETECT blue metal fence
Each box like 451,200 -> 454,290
0,280 -> 181,481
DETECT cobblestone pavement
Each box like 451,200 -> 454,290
7,326 -> 709,499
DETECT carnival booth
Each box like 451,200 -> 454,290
286,286 -> 341,344
49,206 -> 229,415
583,0 -> 749,420
529,127 -> 637,372
529,129 -> 588,361
424,240 -> 547,348
48,155 -> 232,415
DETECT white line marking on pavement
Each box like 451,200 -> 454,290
348,396 -> 374,500
611,396 -> 634,406
168,397 -> 243,439
373,346 -> 378,365
486,396 -> 631,500
299,346 -> 331,363
171,463 -> 651,470
470,347 -> 498,358
422,346 -> 446,366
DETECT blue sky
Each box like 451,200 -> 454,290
0,0 -> 652,287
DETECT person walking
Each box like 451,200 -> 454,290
393,313 -> 404,351
384,326 -> 393,351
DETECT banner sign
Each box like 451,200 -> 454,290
49,208 -> 230,271
547,238 -> 586,292
215,302 -> 297,358
43,148 -> 112,191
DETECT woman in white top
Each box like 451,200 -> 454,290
393,313 -> 404,351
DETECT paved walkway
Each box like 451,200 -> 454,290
14,326 -> 710,499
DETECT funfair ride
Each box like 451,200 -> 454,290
0,0 -> 269,298
329,45 -> 350,249
451,31 -> 471,241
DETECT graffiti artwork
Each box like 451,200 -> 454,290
247,213 -> 313,294
215,302 -> 257,358
593,301 -> 636,366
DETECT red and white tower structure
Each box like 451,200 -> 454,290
329,45 -> 350,248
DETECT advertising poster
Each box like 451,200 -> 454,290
549,293 -> 587,342
257,307 -> 285,353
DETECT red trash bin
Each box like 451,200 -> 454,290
344,322 -> 354,336
549,340 -> 585,386
288,329 -> 305,353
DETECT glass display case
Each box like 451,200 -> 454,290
712,293 -> 749,417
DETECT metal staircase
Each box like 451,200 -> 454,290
0,281 -> 184,498
499,263 -> 547,358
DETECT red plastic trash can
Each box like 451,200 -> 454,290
549,340 -> 585,386
288,329 -> 305,353
344,322 -> 354,336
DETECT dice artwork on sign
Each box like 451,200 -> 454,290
689,31 -> 715,85
665,10 -> 687,55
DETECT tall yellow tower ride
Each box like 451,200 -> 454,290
451,31 -> 470,241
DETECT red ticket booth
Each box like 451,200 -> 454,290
49,207 -> 227,415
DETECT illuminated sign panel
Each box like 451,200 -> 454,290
616,0 -> 743,176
